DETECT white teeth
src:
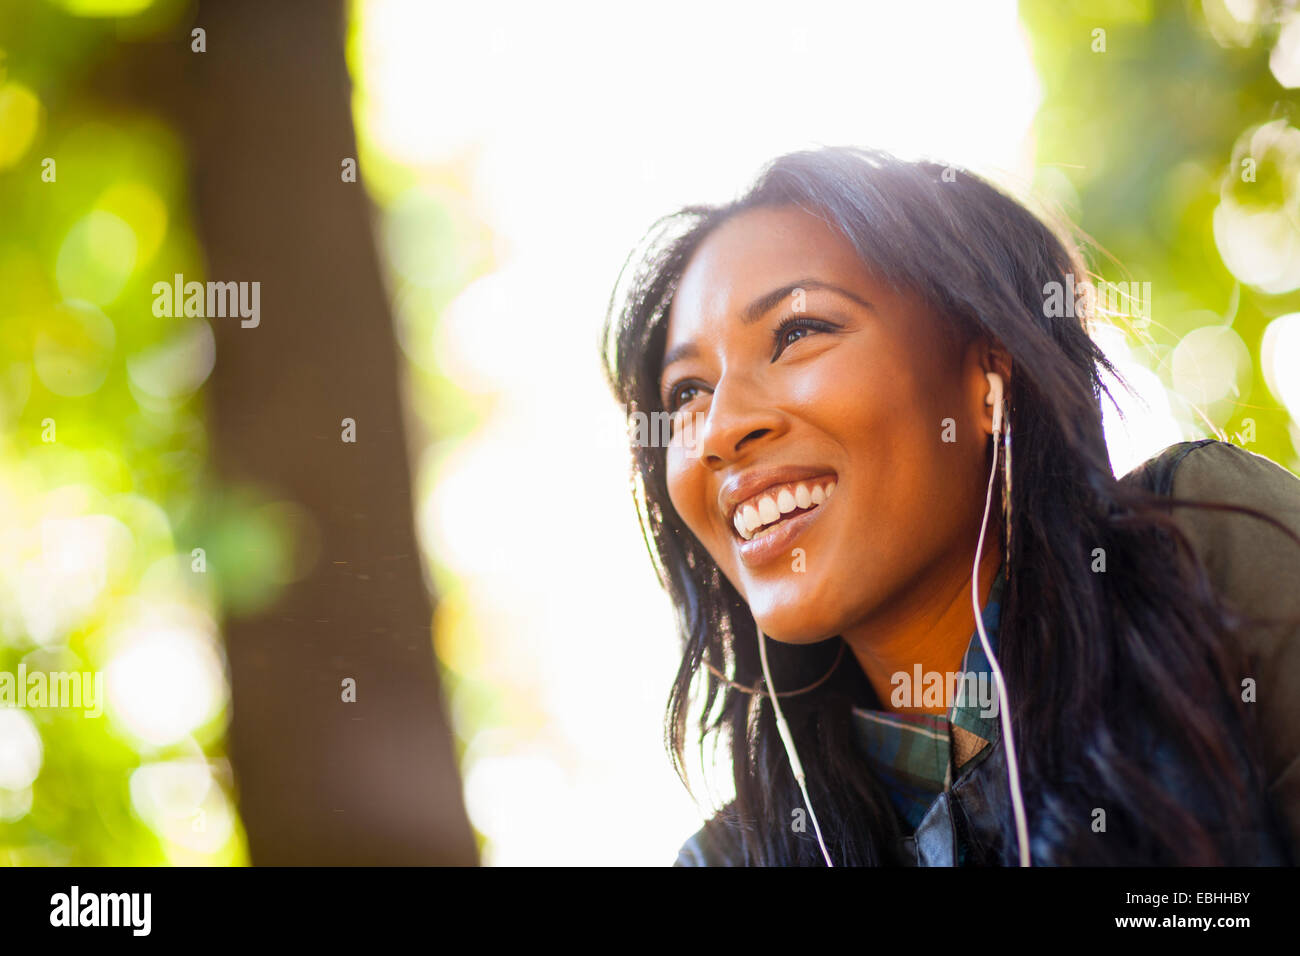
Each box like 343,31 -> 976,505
729,477 -> 837,540
795,484 -> 812,509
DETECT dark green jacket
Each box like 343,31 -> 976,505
674,439 -> 1300,866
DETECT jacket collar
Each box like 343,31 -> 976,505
848,563 -> 1007,832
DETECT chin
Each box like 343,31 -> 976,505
737,566 -> 849,643
747,596 -> 842,645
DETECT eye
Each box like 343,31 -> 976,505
665,380 -> 707,413
771,316 -> 839,361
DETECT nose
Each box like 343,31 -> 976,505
689,373 -> 785,468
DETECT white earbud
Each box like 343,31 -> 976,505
986,371 -> 1004,437
760,366 -> 1022,867
976,367 -> 1030,865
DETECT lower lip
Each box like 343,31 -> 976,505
736,500 -> 828,568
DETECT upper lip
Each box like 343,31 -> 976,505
718,465 -> 839,524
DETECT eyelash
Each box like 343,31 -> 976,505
661,316 -> 840,412
770,315 -> 838,362
664,381 -> 704,414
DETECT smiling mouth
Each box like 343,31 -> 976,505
729,475 -> 837,541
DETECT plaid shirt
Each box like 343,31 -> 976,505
849,564 -> 1007,863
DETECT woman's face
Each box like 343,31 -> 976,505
659,204 -> 1000,644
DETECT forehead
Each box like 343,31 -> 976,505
667,205 -> 874,340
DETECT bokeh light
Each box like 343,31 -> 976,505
4,0 -> 1297,870
104,602 -> 228,749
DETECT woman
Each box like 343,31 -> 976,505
600,146 -> 1300,866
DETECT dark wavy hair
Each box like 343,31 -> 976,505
601,146 -> 1299,865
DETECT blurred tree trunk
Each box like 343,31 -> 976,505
114,0 -> 477,864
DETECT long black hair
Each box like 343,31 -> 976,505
601,146 -> 1299,865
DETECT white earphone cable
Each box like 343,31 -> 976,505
755,375 -> 1026,868
757,620 -> 835,866
975,386 -> 1032,866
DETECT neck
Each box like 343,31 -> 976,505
842,534 -> 1002,716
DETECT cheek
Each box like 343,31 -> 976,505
786,345 -> 901,442
800,345 -> 960,545
665,450 -> 710,539
666,451 -> 745,587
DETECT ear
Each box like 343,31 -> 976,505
963,339 -> 1012,438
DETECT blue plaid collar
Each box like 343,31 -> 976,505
849,565 -> 1007,833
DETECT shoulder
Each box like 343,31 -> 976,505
1119,438 -> 1300,640
1165,438 -> 1300,511
1124,439 -> 1300,859
1122,439 -> 1300,578
672,803 -> 749,867
1116,437 -> 1299,499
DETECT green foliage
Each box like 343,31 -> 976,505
1021,0 -> 1300,471
0,1 -> 256,865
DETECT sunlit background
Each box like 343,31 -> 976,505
1,0 -> 1298,865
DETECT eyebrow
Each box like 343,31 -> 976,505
659,278 -> 874,380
